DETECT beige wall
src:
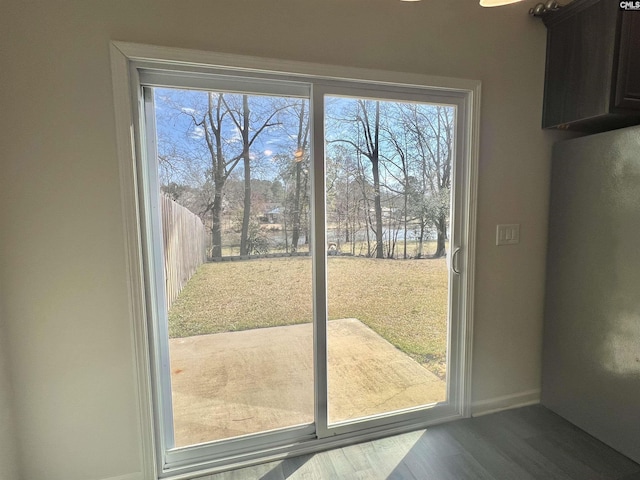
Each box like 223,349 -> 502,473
0,1 -> 566,478
0,306 -> 20,480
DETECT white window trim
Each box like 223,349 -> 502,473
110,41 -> 480,480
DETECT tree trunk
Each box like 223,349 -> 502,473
212,192 -> 223,258
283,207 -> 289,253
240,154 -> 251,255
239,95 -> 251,256
291,161 -> 301,252
371,158 -> 384,259
302,169 -> 310,246
291,100 -> 309,253
364,206 -> 372,257
434,215 -> 447,258
417,222 -> 425,259
368,101 -> 384,259
403,189 -> 408,260
282,180 -> 289,253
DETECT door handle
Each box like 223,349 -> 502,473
451,247 -> 461,275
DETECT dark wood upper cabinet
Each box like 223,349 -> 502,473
542,0 -> 640,133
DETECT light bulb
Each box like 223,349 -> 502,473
479,0 -> 524,7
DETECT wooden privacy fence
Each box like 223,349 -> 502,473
161,195 -> 207,310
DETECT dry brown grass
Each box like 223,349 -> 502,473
169,255 -> 448,377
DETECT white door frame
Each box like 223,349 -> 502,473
311,82 -> 474,441
110,41 -> 479,479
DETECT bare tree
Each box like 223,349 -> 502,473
222,95 -> 288,255
289,100 -> 310,252
328,99 -> 385,258
158,90 -> 242,257
156,87 -> 454,261
382,118 -> 413,259
270,99 -> 311,253
402,104 -> 453,258
175,92 -> 245,258
326,145 -> 361,253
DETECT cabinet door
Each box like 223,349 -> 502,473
542,0 -> 618,128
614,13 -> 640,110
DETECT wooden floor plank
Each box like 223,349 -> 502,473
527,427 -> 640,479
446,420 -> 547,480
617,473 -> 640,480
206,405 -> 640,480
412,426 -> 462,458
469,414 -> 585,480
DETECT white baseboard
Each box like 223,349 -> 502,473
99,472 -> 144,480
471,389 -> 540,417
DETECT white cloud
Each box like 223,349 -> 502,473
190,126 -> 205,139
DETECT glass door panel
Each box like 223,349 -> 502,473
134,61 -> 474,475
324,95 -> 454,424
150,87 -> 314,447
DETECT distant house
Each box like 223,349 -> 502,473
260,206 -> 283,224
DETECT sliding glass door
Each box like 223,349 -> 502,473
149,87 -> 314,447
323,94 -> 453,426
133,64 -> 473,474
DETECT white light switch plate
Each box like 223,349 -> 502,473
496,224 -> 520,245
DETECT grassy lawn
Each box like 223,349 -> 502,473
168,255 -> 448,378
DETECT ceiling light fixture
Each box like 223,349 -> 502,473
479,0 -> 562,16
529,0 -> 561,16
479,0 -> 524,7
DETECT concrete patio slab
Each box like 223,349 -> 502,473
169,318 -> 446,447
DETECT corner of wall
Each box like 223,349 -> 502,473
471,389 -> 541,417
0,308 -> 21,480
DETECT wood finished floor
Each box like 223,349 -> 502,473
201,405 -> 640,480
